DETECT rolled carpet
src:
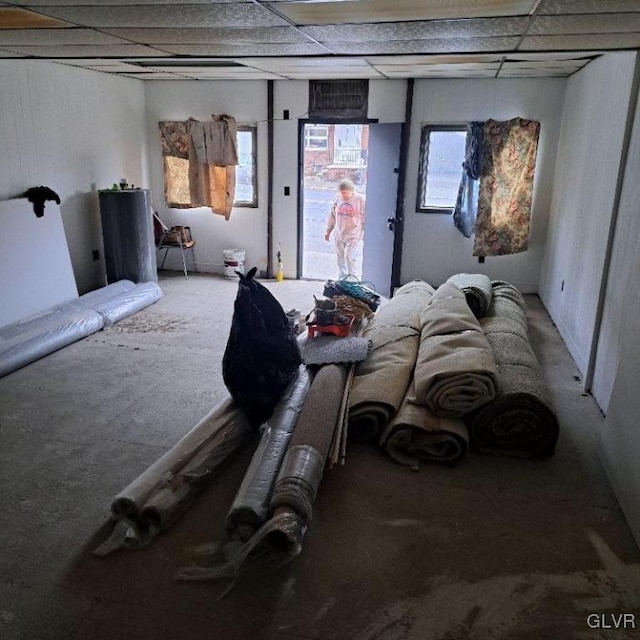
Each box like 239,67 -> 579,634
467,281 -> 559,459
380,377 -> 468,467
414,282 -> 499,417
348,280 -> 435,442
446,273 -> 493,319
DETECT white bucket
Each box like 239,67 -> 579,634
223,248 -> 245,278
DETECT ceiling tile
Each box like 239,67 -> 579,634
0,7 -> 70,28
328,36 -> 519,55
374,62 -> 501,73
0,28 -> 129,45
243,56 -> 371,69
0,47 -> 27,56
537,0 -> 640,15
366,54 -> 504,64
0,43 -> 169,56
302,17 -> 528,42
154,42 -> 327,56
266,0 -> 537,25
100,26 -> 309,44
522,33 -> 640,50
25,4 -> 288,28
12,0 -> 246,4
501,59 -> 589,70
530,13 -> 640,34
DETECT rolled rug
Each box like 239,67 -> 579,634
348,280 -> 435,442
468,281 -> 559,459
414,282 -> 499,417
446,273 -> 493,319
380,377 -> 468,467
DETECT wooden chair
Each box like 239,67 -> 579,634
152,211 -> 196,279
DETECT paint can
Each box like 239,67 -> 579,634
223,248 -> 246,278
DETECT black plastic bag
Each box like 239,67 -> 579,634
223,267 -> 302,427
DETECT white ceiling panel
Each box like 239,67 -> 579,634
302,17 -> 529,42
537,0 -> 640,15
0,28 -> 128,45
522,33 -> 640,50
0,43 -> 168,56
100,26 -> 309,44
267,0 -> 537,25
25,4 -> 289,28
155,42 -> 327,56
0,0 -> 635,79
530,13 -> 640,35
329,37 -> 520,55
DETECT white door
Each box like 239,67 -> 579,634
363,123 -> 403,297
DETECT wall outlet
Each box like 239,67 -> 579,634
92,249 -> 100,261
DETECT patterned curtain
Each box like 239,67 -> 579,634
473,117 -> 540,256
158,116 -> 238,220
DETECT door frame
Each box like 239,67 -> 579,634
296,117 -> 379,280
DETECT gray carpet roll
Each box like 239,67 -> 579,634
447,273 -> 493,319
467,281 -> 559,459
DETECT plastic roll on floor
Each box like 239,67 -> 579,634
0,308 -> 104,378
60,280 -> 137,312
110,396 -> 249,521
95,281 -> 163,327
225,366 -> 312,542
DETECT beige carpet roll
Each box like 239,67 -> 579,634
468,281 -> 559,459
348,280 -> 435,442
447,273 -> 493,319
414,282 -> 499,417
381,377 -> 468,467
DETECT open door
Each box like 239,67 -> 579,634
362,123 -> 403,297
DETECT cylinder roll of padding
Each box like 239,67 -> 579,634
98,189 -> 158,284
94,281 -> 163,327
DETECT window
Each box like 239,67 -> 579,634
305,125 -> 329,150
417,125 -> 467,213
235,126 -> 257,207
160,123 -> 257,209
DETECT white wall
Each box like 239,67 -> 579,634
145,80 -> 270,276
401,78 -> 566,292
599,70 -> 640,546
0,61 -> 147,294
590,56 -> 640,412
538,53 -> 637,376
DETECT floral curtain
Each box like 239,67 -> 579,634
473,117 -> 540,256
158,115 -> 238,220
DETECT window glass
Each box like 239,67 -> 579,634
235,127 -> 257,207
417,126 -> 467,213
305,125 -> 329,150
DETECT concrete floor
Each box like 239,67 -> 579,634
1,271 -> 639,639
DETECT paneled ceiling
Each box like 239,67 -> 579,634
0,0 -> 639,80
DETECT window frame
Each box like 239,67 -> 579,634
304,124 -> 329,150
416,124 -> 467,214
234,125 -> 258,208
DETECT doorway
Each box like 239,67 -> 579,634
299,121 -> 403,297
300,122 -> 368,281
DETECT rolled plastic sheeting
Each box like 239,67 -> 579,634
225,366 -> 312,542
110,396 -> 248,521
60,280 -> 137,312
0,308 -> 104,378
139,405 -> 254,530
95,281 -> 163,327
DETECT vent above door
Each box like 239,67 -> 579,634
309,80 -> 369,119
